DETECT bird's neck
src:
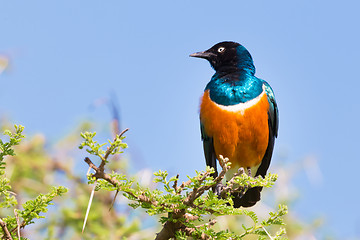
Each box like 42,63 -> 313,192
216,63 -> 255,77
214,68 -> 253,80
235,45 -> 256,75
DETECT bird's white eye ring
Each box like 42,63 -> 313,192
218,47 -> 225,53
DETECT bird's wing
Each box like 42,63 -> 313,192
200,122 -> 218,177
263,81 -> 279,138
254,81 -> 279,177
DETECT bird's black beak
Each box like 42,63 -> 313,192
189,51 -> 215,59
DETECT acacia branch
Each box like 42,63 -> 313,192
13,210 -> 20,240
83,137 -> 257,240
172,174 -> 179,194
219,167 -> 246,197
155,158 -> 232,240
0,219 -> 13,240
84,156 -> 158,207
84,157 -> 120,187
183,219 -> 217,240
100,128 -> 129,171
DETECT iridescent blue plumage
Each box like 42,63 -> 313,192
235,45 -> 255,75
205,70 -> 263,105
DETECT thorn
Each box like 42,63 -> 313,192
82,182 -> 97,234
109,190 -> 119,211
86,166 -> 92,176
262,226 -> 274,240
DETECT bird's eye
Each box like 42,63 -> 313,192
217,47 -> 225,53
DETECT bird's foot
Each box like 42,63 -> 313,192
247,167 -> 251,176
214,183 -> 225,198
238,167 -> 252,176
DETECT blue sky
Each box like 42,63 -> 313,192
1,1 -> 360,238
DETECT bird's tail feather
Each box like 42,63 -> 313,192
232,186 -> 263,208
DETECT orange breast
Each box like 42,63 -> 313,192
200,90 -> 270,168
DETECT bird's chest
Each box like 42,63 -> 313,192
206,76 -> 263,106
200,89 -> 270,169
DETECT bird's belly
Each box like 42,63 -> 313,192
200,90 -> 269,170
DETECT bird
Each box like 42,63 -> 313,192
190,41 -> 278,207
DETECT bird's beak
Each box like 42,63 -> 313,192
189,51 -> 215,59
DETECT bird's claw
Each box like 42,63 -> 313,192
214,183 -> 225,197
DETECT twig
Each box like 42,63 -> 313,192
102,128 -> 129,164
182,219 -> 217,240
196,219 -> 217,229
13,210 -> 20,239
0,218 -> 13,240
184,171 -> 211,205
219,167 -> 245,197
172,174 -> 179,194
178,179 -> 192,193
10,206 -> 40,234
156,158 -> 231,240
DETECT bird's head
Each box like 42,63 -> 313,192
190,41 -> 255,74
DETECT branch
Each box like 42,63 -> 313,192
0,219 -> 13,240
13,210 -> 20,239
103,128 -> 129,161
172,174 -> 179,194
155,219 -> 182,240
219,167 -> 246,197
155,157 -> 232,240
82,132 -> 282,239
182,219 -> 217,240
84,157 -> 120,187
183,170 -> 211,205
100,128 -> 129,171
84,156 -> 158,207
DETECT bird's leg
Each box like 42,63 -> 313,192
247,167 -> 251,176
214,182 -> 225,198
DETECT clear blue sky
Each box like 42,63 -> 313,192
1,1 -> 360,238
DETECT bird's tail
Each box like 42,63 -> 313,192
232,186 -> 263,208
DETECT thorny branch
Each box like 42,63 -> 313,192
84,145 -> 241,240
82,127 -> 277,240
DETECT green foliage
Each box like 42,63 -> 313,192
239,204 -> 288,239
0,121 -> 323,239
3,186 -> 67,233
0,125 -> 24,211
81,131 -> 288,239
0,122 -> 153,239
0,125 -> 67,240
0,125 -> 24,172
0,125 -> 25,212
79,131 -> 127,162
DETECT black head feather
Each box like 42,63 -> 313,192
190,41 -> 255,74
